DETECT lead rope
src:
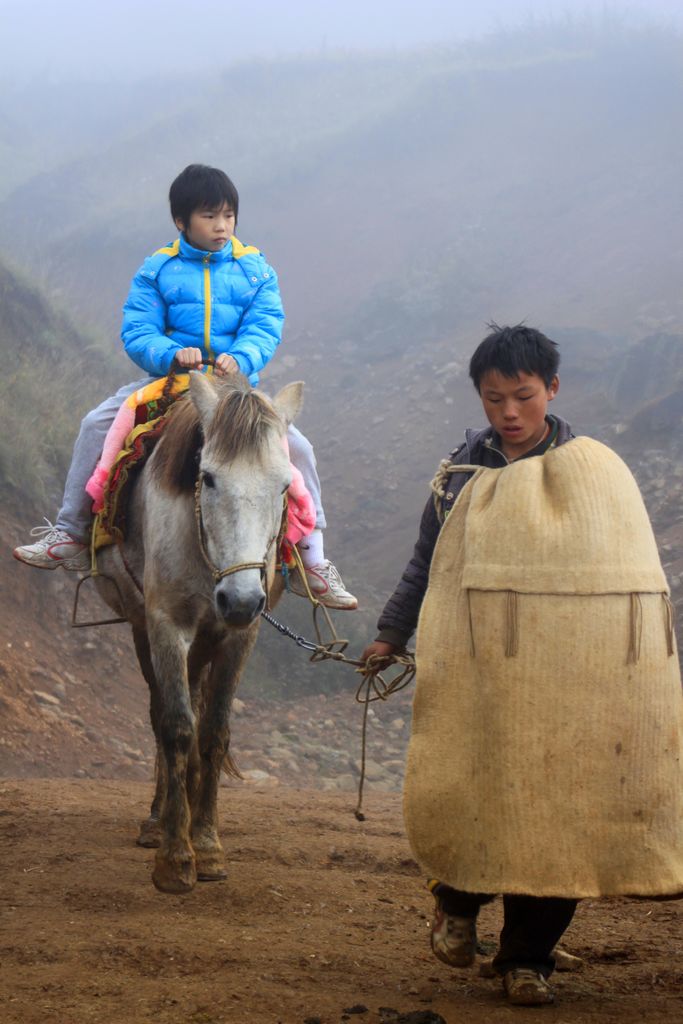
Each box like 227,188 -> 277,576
278,543 -> 415,819
352,652 -> 415,820
259,596 -> 415,820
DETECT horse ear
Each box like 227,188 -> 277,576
273,381 -> 304,426
189,370 -> 219,426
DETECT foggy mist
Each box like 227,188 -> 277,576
2,0 -> 683,80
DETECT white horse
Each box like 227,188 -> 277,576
95,371 -> 301,893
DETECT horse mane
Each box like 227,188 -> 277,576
151,375 -> 283,495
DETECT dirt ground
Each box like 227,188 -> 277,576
1,779 -> 681,1024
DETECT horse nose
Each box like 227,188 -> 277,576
214,581 -> 265,626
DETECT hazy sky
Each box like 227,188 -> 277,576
2,0 -> 682,81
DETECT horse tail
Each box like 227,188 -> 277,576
222,750 -> 242,780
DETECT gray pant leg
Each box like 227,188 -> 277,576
57,377 -> 156,541
287,424 -> 326,530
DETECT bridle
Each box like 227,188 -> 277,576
193,473 -> 288,606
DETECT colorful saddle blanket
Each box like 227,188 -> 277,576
88,375 -> 315,556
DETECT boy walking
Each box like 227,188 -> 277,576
14,164 -> 356,610
362,324 -> 682,1005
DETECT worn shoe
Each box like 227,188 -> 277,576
430,906 -> 477,968
480,946 -> 582,979
289,560 -> 358,610
13,521 -> 90,572
504,968 -> 555,1006
554,947 -> 583,972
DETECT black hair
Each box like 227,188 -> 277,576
169,164 -> 239,226
469,323 -> 560,392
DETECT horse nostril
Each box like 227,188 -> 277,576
215,583 -> 265,626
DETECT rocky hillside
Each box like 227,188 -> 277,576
0,258 -> 124,510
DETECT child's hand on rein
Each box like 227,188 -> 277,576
214,354 -> 240,377
174,347 -> 204,370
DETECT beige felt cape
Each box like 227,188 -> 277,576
404,436 -> 683,898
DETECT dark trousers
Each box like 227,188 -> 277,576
433,883 -> 578,978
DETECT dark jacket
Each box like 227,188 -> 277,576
376,415 -> 575,648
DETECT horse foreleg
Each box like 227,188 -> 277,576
147,613 -> 197,894
192,631 -> 256,881
185,660 -> 207,827
137,751 -> 166,848
132,625 -> 165,848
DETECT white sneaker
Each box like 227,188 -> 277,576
289,560 -> 358,610
13,520 -> 90,572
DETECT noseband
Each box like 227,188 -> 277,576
193,475 -> 288,600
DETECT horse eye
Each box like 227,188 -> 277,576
203,471 -> 216,489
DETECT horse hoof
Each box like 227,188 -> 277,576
193,833 -> 226,880
196,860 -> 228,882
152,853 -> 197,894
136,818 -> 162,848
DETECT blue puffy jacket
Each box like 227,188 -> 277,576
121,234 -> 284,385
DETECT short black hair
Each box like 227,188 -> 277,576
169,164 -> 239,226
469,323 -> 560,392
